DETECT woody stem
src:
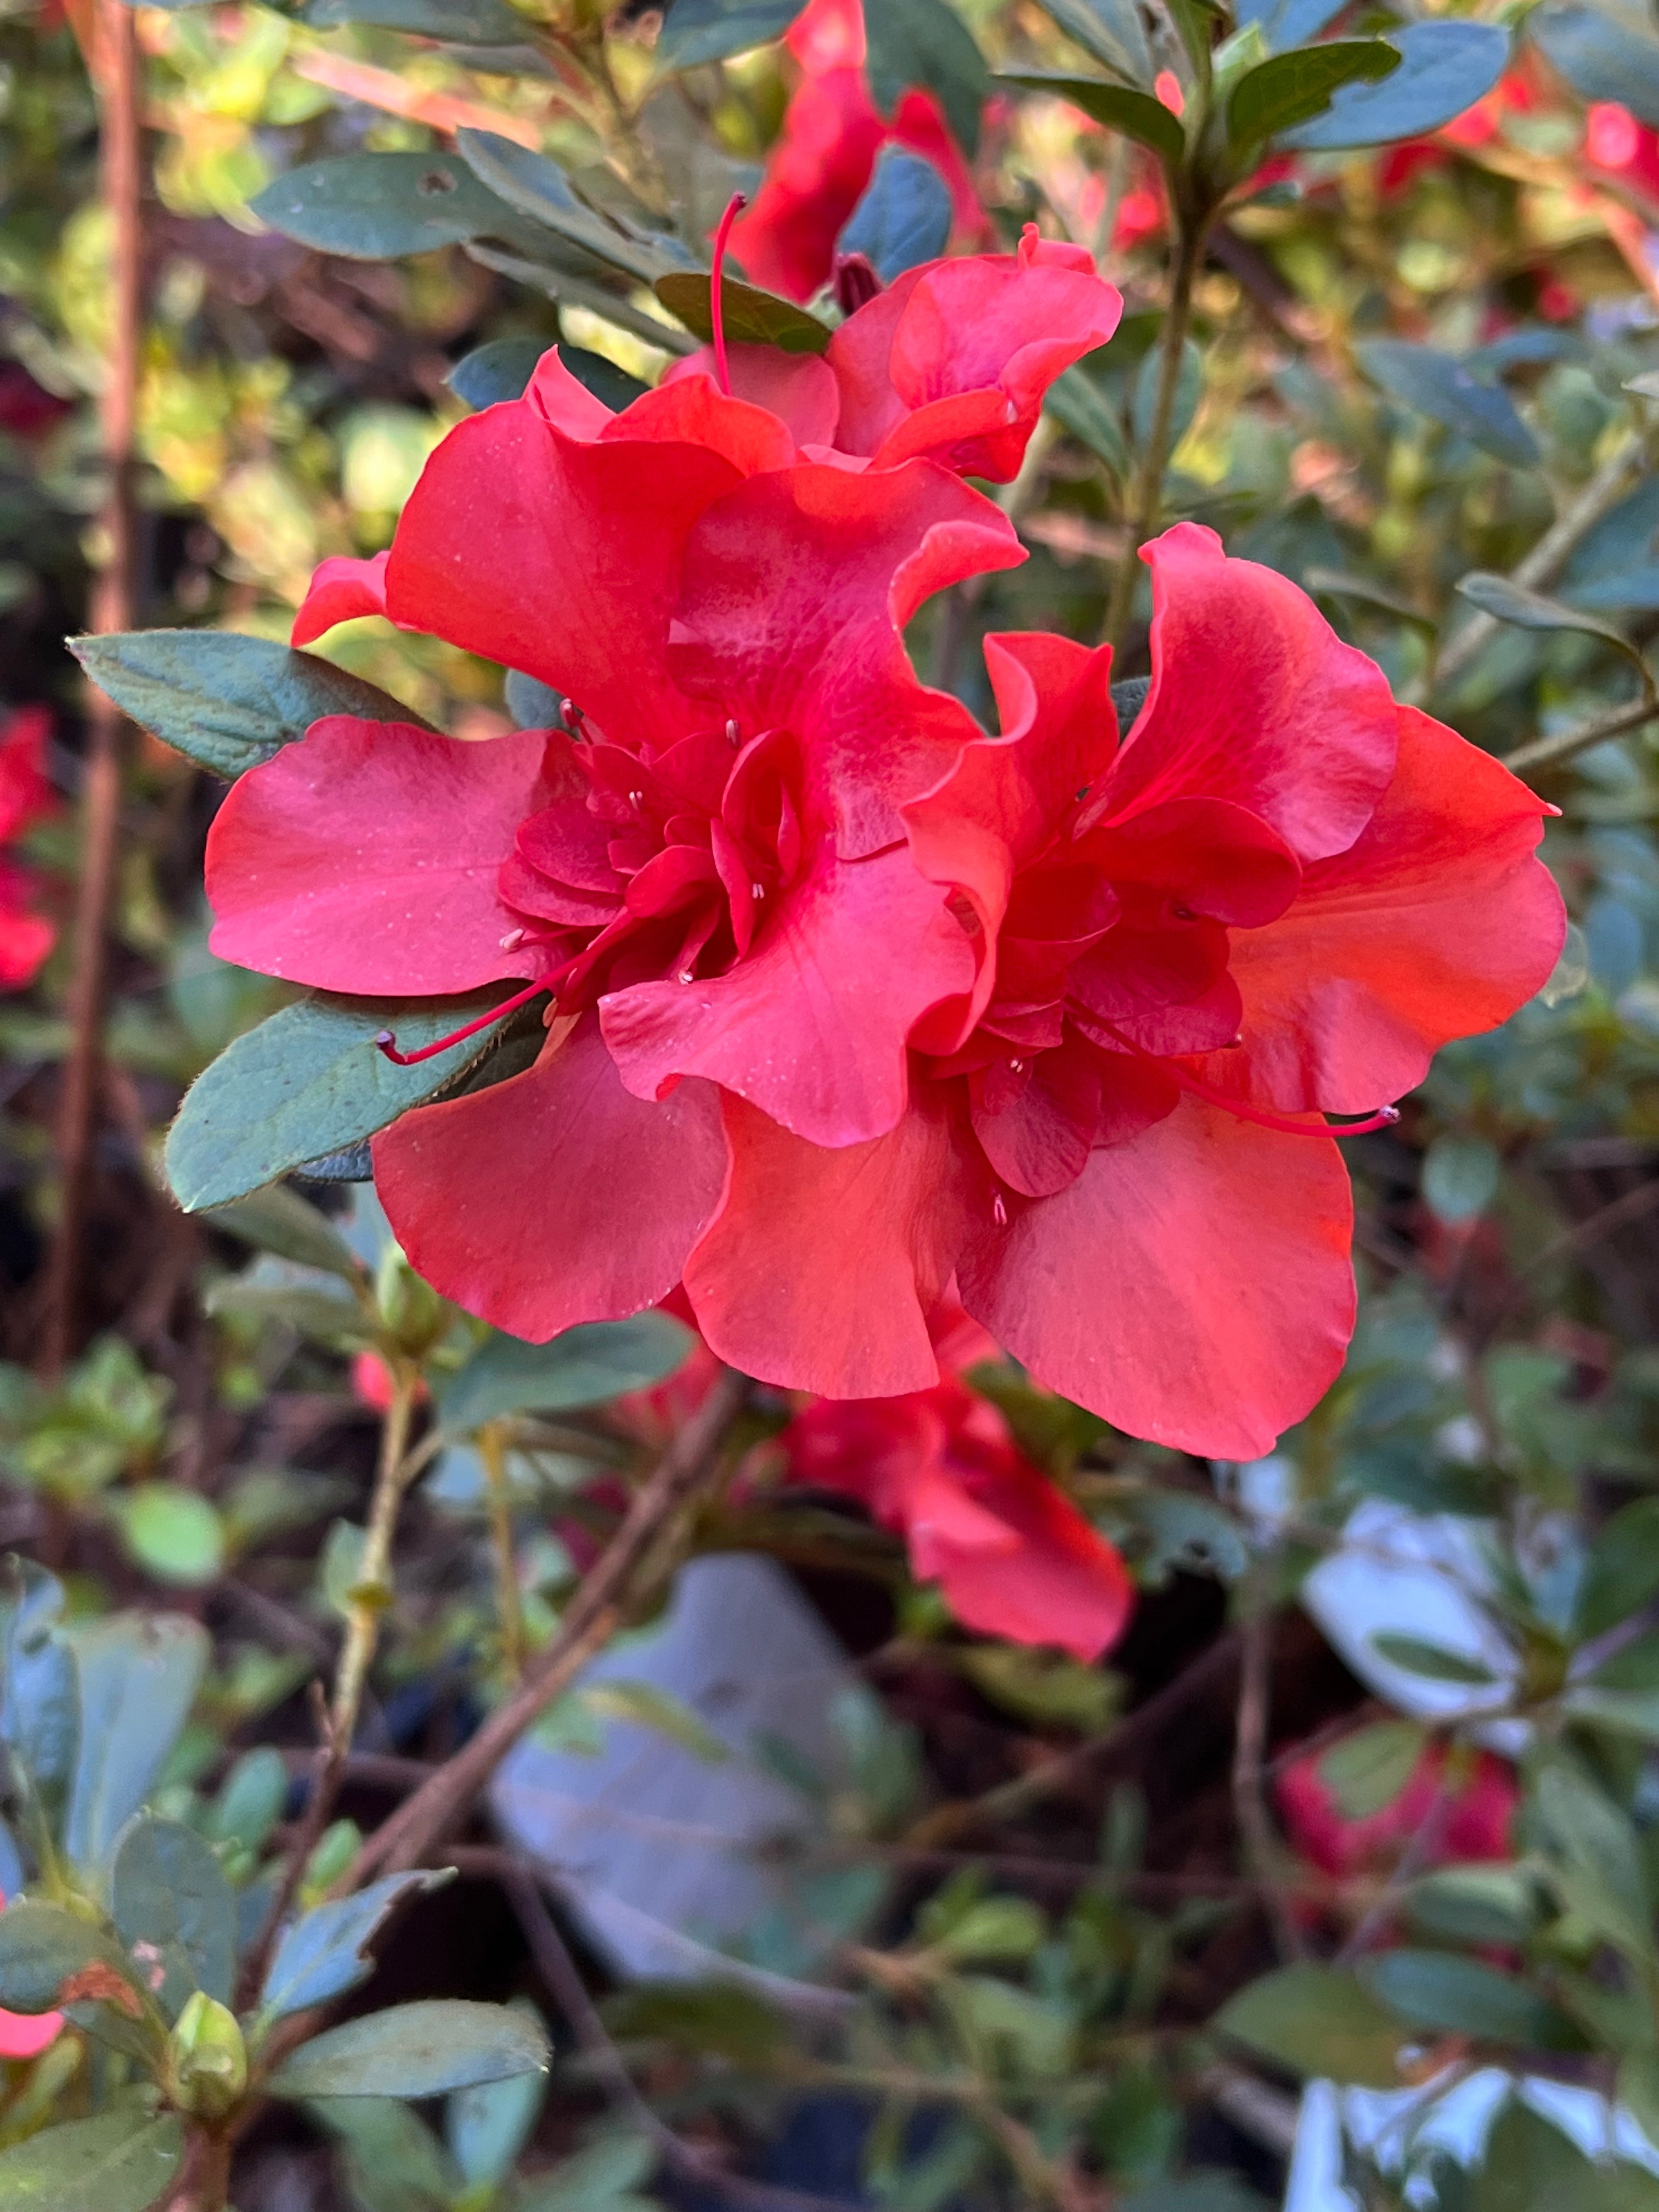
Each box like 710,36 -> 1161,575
1104,201 -> 1210,654
479,1419 -> 526,1682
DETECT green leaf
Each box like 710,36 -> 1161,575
1,1560 -> 78,1841
250,153 -> 530,261
447,2016 -> 549,2188
1132,336 -> 1203,449
515,2135 -> 657,2212
111,1486 -> 226,1588
201,1185 -> 362,1279
1034,0 -> 1153,89
307,2097 -> 458,2212
654,0 -> 803,71
1407,1866 -> 1541,1946
865,0 -> 988,157
64,1613 -> 208,1870
997,73 -> 1184,167
448,335 -> 545,409
1369,1633 -> 1498,1684
69,632 -> 420,780
1234,0 -> 1342,53
1456,572 -> 1652,690
1214,1963 -> 1403,2088
1227,41 -> 1400,150
654,272 -> 832,355
1361,1950 -> 1580,2048
111,1815 -> 235,2016
1532,1758 -> 1655,1964
266,1999 -> 550,2100
0,2112 -> 182,2212
1621,2054 -> 1659,2159
165,990 -> 519,1214
1317,1719 -> 1429,1820
1286,21 -> 1509,149
208,1747 -> 289,1858
455,133 -> 687,286
837,147 -> 952,282
1470,2096 -> 1622,2212
1358,340 -> 1539,469
601,1980 -> 786,2064
1530,5 -> 1659,132
260,1871 -> 453,2023
579,1680 -> 730,1763
1045,361 -> 1131,477
0,1899 -> 142,2015
1420,1133 -> 1501,1225
438,1314 -> 694,1429
204,1280 -> 370,1348
1576,1496 -> 1659,1639
303,0 -> 529,40
932,1897 -> 1047,1964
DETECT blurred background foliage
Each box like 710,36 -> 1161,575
13,0 -> 1659,2204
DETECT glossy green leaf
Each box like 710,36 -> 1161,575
447,2017 -> 549,2188
1457,571 -> 1652,688
1317,1719 -> 1427,1820
1227,41 -> 1400,150
1286,22 -> 1509,149
448,334 -> 544,409
1532,1759 -> 1654,1963
455,133 -> 689,285
1369,1632 -> 1498,1684
837,146 -> 952,281
438,1313 -> 694,1430
505,669 -> 563,728
515,2135 -> 657,2212
1359,340 -> 1539,468
266,1999 -> 550,2100
1214,1963 -> 1403,2088
1530,4 -> 1659,131
0,2112 -> 182,2212
251,153 -> 530,261
1234,0 -> 1342,53
998,73 -> 1184,167
654,272 -> 832,354
654,0 -> 803,71
1407,1865 -> 1541,1946
0,1899 -> 140,2015
1361,1950 -> 1580,2047
1045,362 -> 1131,477
307,2097 -> 458,2212
1576,1495 -> 1659,1638
69,632 -> 420,780
1421,1133 -> 1502,1225
204,1280 -> 369,1348
208,1747 -> 289,1858
111,1815 -> 235,2015
166,990 -> 521,1213
260,1871 -> 452,2022
1132,336 -> 1203,449
1,1561 -> 78,1840
112,1486 -> 225,1588
202,1185 -> 362,1279
302,0 -> 529,38
63,1613 -> 208,1870
865,0 -> 988,157
1035,0 -> 1153,88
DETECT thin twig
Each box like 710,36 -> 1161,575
478,1419 -> 526,1682
40,0 -> 143,1375
1231,1585 -> 1304,1963
1502,691 -> 1659,778
1474,1175 -> 1659,1343
348,1364 -> 747,1884
1336,1771 -> 1453,1965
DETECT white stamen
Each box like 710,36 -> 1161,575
628,788 -> 645,809
499,927 -> 526,952
1008,1057 -> 1024,1074
677,968 -> 695,985
992,1192 -> 1008,1228
751,882 -> 765,900
725,718 -> 741,748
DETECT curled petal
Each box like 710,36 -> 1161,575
292,551 -> 391,647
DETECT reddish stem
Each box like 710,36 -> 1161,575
375,978 -> 546,1066
709,191 -> 749,399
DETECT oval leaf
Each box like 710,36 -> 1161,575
1286,21 -> 1509,149
1530,3 -> 1659,130
438,1313 -> 695,1430
1234,0 -> 1344,53
1361,1949 -> 1581,2047
69,633 -> 421,781
111,1815 -> 236,2015
165,991 -> 521,1214
1036,0 -> 1154,88
455,133 -> 689,285
266,1999 -> 550,2100
654,270 -> 832,354
1214,1963 -> 1403,2088
1228,41 -> 1401,150
251,153 -> 529,261
1368,1632 -> 1498,1685
113,1486 -> 226,1589
0,2112 -> 182,2212
654,0 -> 804,71
0,1899 -> 142,2016
64,1613 -> 208,1871
1456,571 -> 1652,688
1358,340 -> 1539,468
304,0 -> 528,36
837,146 -> 953,283
998,72 -> 1185,167
260,1870 -> 452,2023
864,0 -> 988,157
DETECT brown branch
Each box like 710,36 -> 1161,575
41,0 -> 144,1376
347,1364 -> 747,1884
1503,692 -> 1659,779
1231,1590 -> 1304,1963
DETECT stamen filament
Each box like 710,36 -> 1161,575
1097,1021 -> 1401,1139
709,192 -> 748,400
375,978 -> 547,1066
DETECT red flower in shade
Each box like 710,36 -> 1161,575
662,228 -> 1122,484
782,1306 -> 1132,1660
1277,1733 -> 1519,1882
1584,100 -> 1659,203
679,525 -> 1563,1454
207,364 -> 1023,1344
0,707 -> 57,989
0,1895 -> 61,2059
726,0 -> 986,304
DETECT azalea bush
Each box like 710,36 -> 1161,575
10,0 -> 1659,2205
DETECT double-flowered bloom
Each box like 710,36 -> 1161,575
205,234 -> 1562,1480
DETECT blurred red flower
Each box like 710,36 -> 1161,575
726,0 -> 986,304
782,1306 -> 1132,1660
1277,1733 -> 1519,1880
0,706 -> 57,989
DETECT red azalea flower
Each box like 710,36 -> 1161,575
726,0 -> 987,304
0,362 -> 72,443
680,524 -> 1564,1452
1585,100 -> 1659,202
1277,1733 -> 1519,1881
208,369 -> 1023,1344
783,1305 -> 1132,1660
0,1894 -> 61,2059
662,227 -> 1122,484
0,707 -> 57,990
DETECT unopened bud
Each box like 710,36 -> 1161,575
166,1992 -> 247,2120
374,1245 -> 447,1357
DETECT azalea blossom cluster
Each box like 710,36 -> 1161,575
205,220 -> 1562,1480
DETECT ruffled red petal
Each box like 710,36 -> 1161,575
291,551 -> 391,647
